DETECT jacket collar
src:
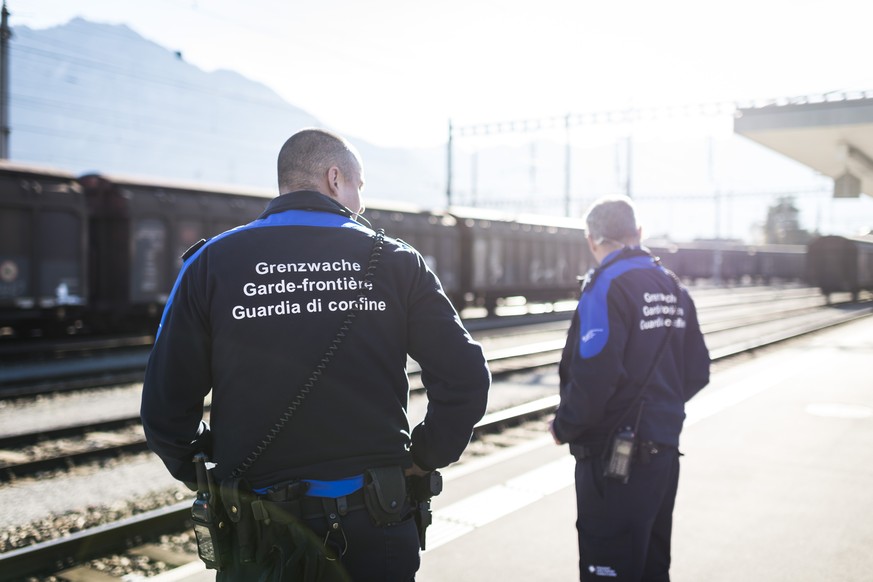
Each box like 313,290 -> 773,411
581,246 -> 655,293
600,245 -> 650,270
259,190 -> 352,220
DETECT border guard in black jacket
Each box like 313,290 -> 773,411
550,196 -> 710,582
141,129 -> 491,581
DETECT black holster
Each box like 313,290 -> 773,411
221,476 -> 257,564
407,470 -> 442,550
363,466 -> 408,527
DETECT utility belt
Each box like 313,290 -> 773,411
252,485 -> 369,525
570,440 -> 676,463
250,467 -> 408,532
252,475 -> 367,521
191,459 -> 441,574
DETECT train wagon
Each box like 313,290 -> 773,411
752,244 -> 807,283
78,173 -> 272,331
0,162 -> 88,337
649,242 -> 722,282
649,241 -> 807,284
807,234 -> 873,301
456,208 -> 592,311
364,203 -> 464,308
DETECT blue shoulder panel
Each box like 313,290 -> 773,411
577,255 -> 656,358
155,210 -> 372,341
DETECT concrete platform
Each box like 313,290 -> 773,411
177,315 -> 873,581
419,315 -> 873,581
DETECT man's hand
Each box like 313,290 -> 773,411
549,418 -> 562,445
405,463 -> 430,477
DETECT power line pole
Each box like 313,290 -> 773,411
625,135 -> 633,198
471,150 -> 477,206
446,119 -> 453,208
0,1 -> 10,159
564,113 -> 571,217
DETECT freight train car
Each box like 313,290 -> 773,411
77,173 -> 272,332
364,203 -> 464,308
753,244 -> 808,284
649,241 -> 807,284
0,162 -> 88,337
456,208 -> 592,312
807,234 -> 873,301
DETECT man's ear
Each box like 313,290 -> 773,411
326,166 -> 341,197
586,233 -> 598,255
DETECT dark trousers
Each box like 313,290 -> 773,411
574,450 -> 680,582
217,505 -> 421,582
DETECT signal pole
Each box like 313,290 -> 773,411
446,119 -> 453,208
564,113 -> 571,217
0,1 -> 10,159
625,135 -> 633,198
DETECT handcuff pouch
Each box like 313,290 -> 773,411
363,466 -> 407,527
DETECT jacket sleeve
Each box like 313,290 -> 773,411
552,286 -> 629,443
681,293 -> 710,401
140,256 -> 213,487
405,251 -> 491,471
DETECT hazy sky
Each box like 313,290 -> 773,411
14,0 -> 873,148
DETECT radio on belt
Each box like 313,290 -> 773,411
603,427 -> 636,484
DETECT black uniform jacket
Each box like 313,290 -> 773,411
141,191 -> 490,487
553,247 -> 710,452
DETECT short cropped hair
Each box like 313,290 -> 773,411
585,195 -> 639,244
277,128 -> 361,193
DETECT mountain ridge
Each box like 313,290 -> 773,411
10,18 -> 445,203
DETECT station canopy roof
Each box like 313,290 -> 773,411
733,91 -> 873,198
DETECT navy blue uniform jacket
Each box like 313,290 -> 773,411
553,247 -> 709,451
141,191 -> 490,487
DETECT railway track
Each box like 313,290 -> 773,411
1,292 -> 870,483
0,311 -> 577,398
0,334 -> 155,398
0,285 -> 836,397
1,293 -> 871,580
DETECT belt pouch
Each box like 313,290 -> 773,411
363,466 -> 407,527
221,477 -> 257,563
